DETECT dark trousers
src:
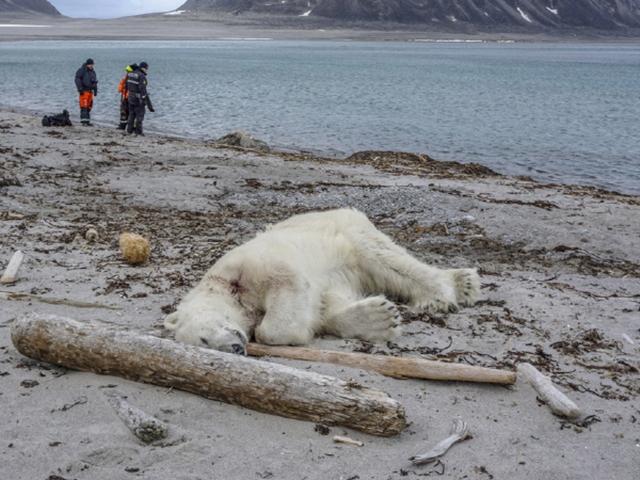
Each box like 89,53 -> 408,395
118,98 -> 129,130
80,108 -> 91,124
126,100 -> 145,134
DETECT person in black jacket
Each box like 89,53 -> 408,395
126,62 -> 154,136
74,58 -> 98,126
117,64 -> 137,130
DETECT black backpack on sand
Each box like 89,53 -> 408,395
42,110 -> 72,127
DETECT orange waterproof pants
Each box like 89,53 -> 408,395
79,91 -> 94,110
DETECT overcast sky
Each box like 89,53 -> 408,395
50,0 -> 185,18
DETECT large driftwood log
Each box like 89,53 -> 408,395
247,344 -> 516,385
11,314 -> 407,437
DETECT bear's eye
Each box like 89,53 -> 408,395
200,337 -> 210,346
232,330 -> 245,342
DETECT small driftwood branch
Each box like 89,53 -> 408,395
11,314 -> 407,437
247,344 -> 516,385
517,363 -> 581,419
1,212 -> 25,220
0,291 -> 121,310
333,435 -> 364,447
104,392 -> 169,444
410,419 -> 471,465
1,250 -> 24,284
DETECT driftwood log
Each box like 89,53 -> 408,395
103,391 -> 187,447
11,314 -> 407,437
1,250 -> 24,284
104,392 -> 169,444
247,344 -> 516,385
517,363 -> 581,419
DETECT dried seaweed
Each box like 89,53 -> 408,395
551,329 -> 621,356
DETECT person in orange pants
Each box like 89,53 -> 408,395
74,58 -> 98,126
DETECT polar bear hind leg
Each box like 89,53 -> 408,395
350,223 -> 480,313
449,267 -> 481,307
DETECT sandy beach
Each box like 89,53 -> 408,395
1,109 -> 639,479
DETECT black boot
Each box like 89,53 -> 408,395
80,108 -> 92,126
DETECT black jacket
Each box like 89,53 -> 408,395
75,64 -> 98,95
126,69 -> 148,103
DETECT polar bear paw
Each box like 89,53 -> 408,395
409,283 -> 459,314
339,296 -> 402,343
410,269 -> 480,314
450,268 -> 481,307
414,297 -> 459,315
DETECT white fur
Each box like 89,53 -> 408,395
165,209 -> 480,351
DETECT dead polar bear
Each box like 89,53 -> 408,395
165,208 -> 480,354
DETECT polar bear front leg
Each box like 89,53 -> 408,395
322,289 -> 401,343
254,285 -> 316,346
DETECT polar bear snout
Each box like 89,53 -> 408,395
190,327 -> 248,355
212,329 -> 248,355
164,309 -> 249,355
182,325 -> 247,355
198,331 -> 247,355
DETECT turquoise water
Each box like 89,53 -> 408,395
0,40 -> 639,194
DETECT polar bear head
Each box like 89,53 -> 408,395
164,291 -> 249,355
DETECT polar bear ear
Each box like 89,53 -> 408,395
164,312 -> 182,331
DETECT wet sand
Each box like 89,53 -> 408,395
1,109 -> 639,479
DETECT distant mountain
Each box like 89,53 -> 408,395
178,0 -> 640,30
0,0 -> 61,16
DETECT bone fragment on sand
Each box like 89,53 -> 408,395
11,313 -> 407,437
518,363 -> 581,419
1,250 -> 24,284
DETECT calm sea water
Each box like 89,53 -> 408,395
0,40 -> 639,194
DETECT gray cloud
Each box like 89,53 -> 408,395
50,0 -> 185,18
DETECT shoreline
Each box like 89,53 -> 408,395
3,104 -> 638,199
2,15 -> 640,43
1,108 -> 639,479
0,102 -> 343,163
